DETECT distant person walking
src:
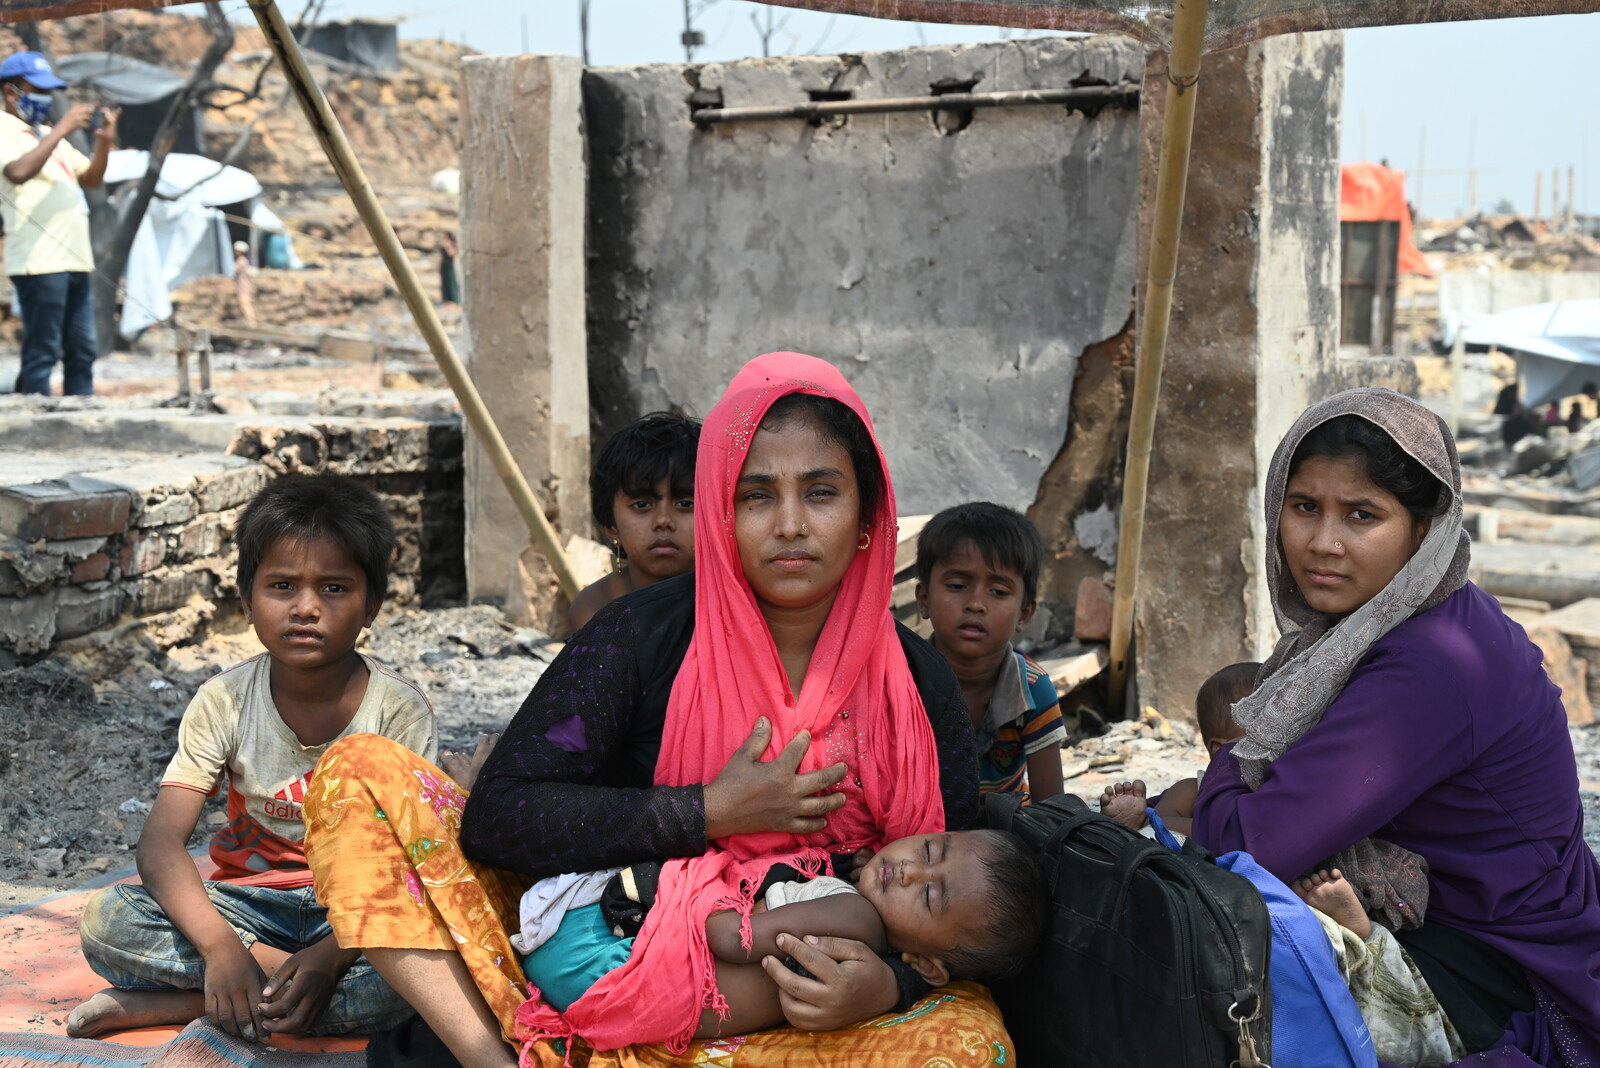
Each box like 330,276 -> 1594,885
232,241 -> 257,326
438,231 -> 459,309
0,51 -> 116,396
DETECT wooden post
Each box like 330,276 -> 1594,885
1371,221 -> 1392,355
1449,330 -> 1465,436
1569,165 -> 1578,233
1107,0 -> 1211,712
244,0 -> 582,600
196,327 -> 213,393
175,326 -> 191,399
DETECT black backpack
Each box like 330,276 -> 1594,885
987,792 -> 1273,1068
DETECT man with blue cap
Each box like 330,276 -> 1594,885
0,51 -> 117,395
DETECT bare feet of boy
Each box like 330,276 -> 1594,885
440,731 -> 500,791
1099,780 -> 1148,831
1291,868 -> 1373,940
66,988 -> 204,1038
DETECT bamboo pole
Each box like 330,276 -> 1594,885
245,0 -> 582,600
1106,0 -> 1211,712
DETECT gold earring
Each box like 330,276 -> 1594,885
857,532 -> 871,551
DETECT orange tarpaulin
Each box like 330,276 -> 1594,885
1340,161 -> 1433,278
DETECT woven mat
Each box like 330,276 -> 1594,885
0,1018 -> 366,1067
0,868 -> 363,1058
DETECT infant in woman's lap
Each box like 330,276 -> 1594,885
517,829 -> 1048,1040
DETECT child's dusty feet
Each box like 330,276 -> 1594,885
440,731 -> 500,792
1292,868 -> 1372,940
1099,780 -> 1148,831
66,988 -> 204,1038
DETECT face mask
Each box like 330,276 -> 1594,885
16,92 -> 53,125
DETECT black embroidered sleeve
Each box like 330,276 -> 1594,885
460,600 -> 706,879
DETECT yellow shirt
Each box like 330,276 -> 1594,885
0,112 -> 93,276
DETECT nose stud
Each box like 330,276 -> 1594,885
800,524 -> 809,536
1334,541 -> 1342,550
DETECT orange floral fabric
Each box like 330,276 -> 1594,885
521,983 -> 1011,1068
303,734 -> 1014,1064
303,733 -> 531,1041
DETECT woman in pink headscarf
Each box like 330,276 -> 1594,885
302,353 -> 993,1067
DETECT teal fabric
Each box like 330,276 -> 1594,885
521,903 -> 636,1012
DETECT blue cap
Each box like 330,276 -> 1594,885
0,52 -> 66,90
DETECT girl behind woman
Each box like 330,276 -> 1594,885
567,412 -> 700,632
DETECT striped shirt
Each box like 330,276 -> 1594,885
976,649 -> 1067,796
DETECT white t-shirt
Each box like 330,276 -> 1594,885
763,874 -> 859,909
161,652 -> 437,886
0,113 -> 93,276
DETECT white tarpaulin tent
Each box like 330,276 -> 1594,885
105,149 -> 261,203
1453,300 -> 1600,409
104,150 -> 300,336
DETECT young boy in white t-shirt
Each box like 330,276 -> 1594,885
68,474 -> 436,1042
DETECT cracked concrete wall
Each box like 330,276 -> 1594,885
583,37 -> 1143,517
460,55 -> 589,607
1248,31 -> 1346,659
1134,31 -> 1344,721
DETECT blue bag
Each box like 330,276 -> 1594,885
1216,850 -> 1378,1068
1144,812 -> 1375,1068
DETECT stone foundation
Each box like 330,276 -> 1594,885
0,413 -> 464,657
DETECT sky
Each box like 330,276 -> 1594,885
212,0 -> 1595,218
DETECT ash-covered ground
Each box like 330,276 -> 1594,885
2,603 -> 1597,907
0,606 -> 553,906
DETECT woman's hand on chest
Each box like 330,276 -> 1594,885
704,715 -> 849,840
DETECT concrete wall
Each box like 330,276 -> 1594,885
1439,269 -> 1600,320
454,33 -> 1359,716
1245,32 -> 1348,660
1133,30 -> 1346,718
583,37 -> 1144,517
459,55 -> 589,607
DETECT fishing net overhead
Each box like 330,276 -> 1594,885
0,0 -> 183,22
751,0 -> 1599,51
1,0 -> 1593,49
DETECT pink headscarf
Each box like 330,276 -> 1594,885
515,353 -> 944,1056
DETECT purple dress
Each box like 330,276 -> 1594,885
1194,583 -> 1600,1068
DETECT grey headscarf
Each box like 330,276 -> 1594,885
1231,388 -> 1471,789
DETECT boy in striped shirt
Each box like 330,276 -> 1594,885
915,503 -> 1066,800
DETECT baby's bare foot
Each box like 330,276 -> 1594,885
1099,781 -> 1149,831
1098,780 -> 1147,807
66,988 -> 205,1038
1291,868 -> 1372,940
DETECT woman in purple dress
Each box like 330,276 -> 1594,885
1193,388 -> 1600,1068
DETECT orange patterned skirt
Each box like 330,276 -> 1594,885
303,734 -> 1013,1066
